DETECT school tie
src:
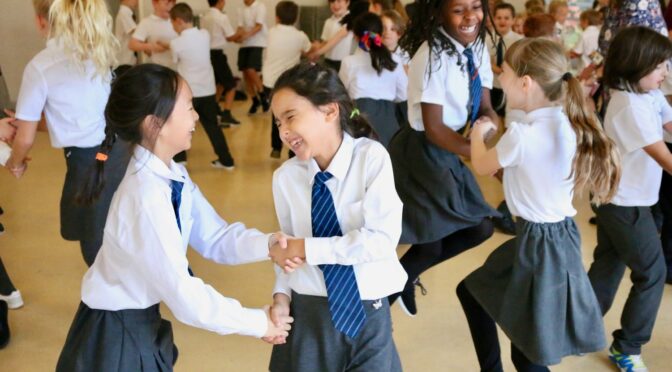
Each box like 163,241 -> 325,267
170,179 -> 194,277
496,37 -> 504,67
312,171 -> 366,339
464,47 -> 482,124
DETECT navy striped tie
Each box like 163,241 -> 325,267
171,179 -> 194,277
312,171 -> 366,339
464,47 -> 482,124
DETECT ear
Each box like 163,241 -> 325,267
321,102 -> 340,124
521,75 -> 533,93
142,115 -> 163,138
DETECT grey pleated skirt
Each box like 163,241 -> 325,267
56,302 -> 177,372
355,98 -> 400,148
464,217 -> 606,366
388,126 -> 498,245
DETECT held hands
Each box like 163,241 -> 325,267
268,232 -> 305,273
471,116 -> 497,143
261,301 -> 293,344
0,111 -> 17,143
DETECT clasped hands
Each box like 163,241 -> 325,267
268,232 -> 305,273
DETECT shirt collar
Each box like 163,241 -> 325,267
182,27 -> 198,36
439,27 -> 468,53
517,106 -> 564,124
308,132 -> 354,186
132,145 -> 187,183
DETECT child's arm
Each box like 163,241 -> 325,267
129,23 -> 167,55
644,141 -> 672,174
0,116 -> 16,143
478,89 -> 501,128
422,103 -> 471,157
6,120 -> 37,178
308,26 -> 349,61
470,117 -> 501,176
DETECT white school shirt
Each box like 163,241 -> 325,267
170,28 -> 216,98
201,7 -> 235,50
133,14 -> 178,68
659,73 -> 672,143
339,48 -> 407,102
392,47 -> 411,67
115,4 -> 137,66
271,134 -> 407,300
496,106 -> 577,223
81,146 -> 271,338
238,1 -> 267,48
15,39 -> 108,148
321,13 -> 354,61
407,29 -> 493,131
605,89 -> 672,206
261,24 -> 311,88
487,30 -> 523,89
572,25 -> 600,70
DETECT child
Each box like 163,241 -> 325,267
313,0 -> 353,71
339,12 -> 407,147
0,114 -> 15,167
8,0 -> 129,267
386,0 -> 499,316
523,13 -> 556,39
512,13 -> 525,34
588,26 -> 672,371
261,1 -> 312,159
55,63 -> 292,372
489,2 -> 523,116
381,10 -> 409,69
166,3 -> 235,170
236,0 -> 269,114
130,0 -> 177,69
266,62 -> 405,372
201,0 -> 241,126
458,37 -> 620,371
114,0 -> 138,68
369,0 -> 393,15
570,9 -> 601,72
549,0 -> 579,50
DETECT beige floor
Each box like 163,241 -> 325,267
1,101 -> 671,371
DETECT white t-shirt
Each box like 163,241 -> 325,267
407,30 -> 493,132
15,39 -> 109,148
133,14 -> 178,68
605,89 -> 672,206
262,24 -> 311,88
321,13 -> 354,61
114,4 -> 137,66
572,25 -> 600,70
238,1 -> 267,48
487,30 -> 523,89
496,106 -> 577,223
339,48 -> 407,101
200,7 -> 235,50
170,28 -> 216,98
392,47 -> 411,67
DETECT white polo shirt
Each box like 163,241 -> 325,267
407,29 -> 493,132
200,7 -> 235,50
15,39 -> 109,148
487,30 -> 523,89
114,4 -> 137,66
262,24 -> 311,88
321,13 -> 354,61
339,48 -> 407,101
238,1 -> 267,48
170,28 -> 216,98
572,25 -> 600,70
133,14 -> 178,68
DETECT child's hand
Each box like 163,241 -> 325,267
6,156 -> 28,178
269,239 -> 305,271
282,257 -> 304,273
153,41 -> 169,53
0,115 -> 17,143
472,117 -> 497,142
261,302 -> 292,344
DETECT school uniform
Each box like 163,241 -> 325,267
389,30 -> 497,245
487,30 -> 523,115
659,80 -> 672,281
261,24 -> 312,152
114,4 -> 137,67
462,107 -> 606,367
133,14 -> 178,69
14,38 -> 130,265
237,0 -> 267,71
269,134 -> 406,372
391,47 -> 410,128
170,27 -> 233,166
321,12 -> 354,71
572,25 -> 600,71
56,146 -> 271,372
339,49 -> 407,147
587,89 -> 670,356
201,7 -> 236,92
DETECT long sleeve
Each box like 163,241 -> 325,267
271,171 -> 292,297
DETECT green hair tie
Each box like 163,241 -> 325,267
350,108 -> 360,119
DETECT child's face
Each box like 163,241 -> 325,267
369,1 -> 382,15
494,9 -> 514,35
512,16 -> 524,34
579,18 -> 589,30
153,0 -> 175,19
639,61 -> 669,92
552,6 -> 568,24
330,0 -> 349,18
499,62 -> 526,109
155,80 -> 199,157
441,0 -> 484,47
382,16 -> 400,51
271,88 -> 340,162
170,18 -> 186,34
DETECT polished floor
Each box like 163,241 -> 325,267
1,101 -> 671,371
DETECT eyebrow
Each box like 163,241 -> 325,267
278,109 -> 296,118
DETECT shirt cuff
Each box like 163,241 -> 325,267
235,308 -> 268,338
246,233 -> 272,262
304,237 -> 335,265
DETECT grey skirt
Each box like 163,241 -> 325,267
355,98 -> 400,148
388,126 -> 498,245
464,217 -> 606,366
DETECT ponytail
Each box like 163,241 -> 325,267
354,13 -> 398,74
77,126 -> 117,205
564,74 -> 621,205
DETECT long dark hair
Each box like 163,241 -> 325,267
272,62 -> 371,138
77,64 -> 181,204
353,12 -> 398,74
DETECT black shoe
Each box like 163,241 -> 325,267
397,278 -> 427,317
0,222 -> 4,235
220,110 -> 240,126
248,97 -> 260,115
234,90 -> 247,101
270,149 -> 281,159
0,206 -> 4,215
589,216 -> 597,225
493,201 -> 516,235
259,92 -> 270,112
0,300 -> 9,349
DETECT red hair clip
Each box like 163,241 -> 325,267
95,152 -> 108,162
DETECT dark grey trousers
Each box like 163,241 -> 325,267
588,204 -> 666,355
269,292 -> 402,372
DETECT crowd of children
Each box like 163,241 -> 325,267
2,0 -> 672,371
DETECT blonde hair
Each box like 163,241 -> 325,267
505,38 -> 621,205
548,0 -> 568,14
48,0 -> 118,77
33,0 -> 52,18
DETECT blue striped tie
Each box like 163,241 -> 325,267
311,171 -> 366,339
464,47 -> 482,124
171,179 -> 194,277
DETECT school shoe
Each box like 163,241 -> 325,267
0,222 -> 4,235
211,159 -> 235,171
0,300 -> 8,349
259,92 -> 270,113
492,201 -> 516,235
397,278 -> 428,317
589,216 -> 597,225
0,291 -> 23,310
219,110 -> 240,127
248,97 -> 261,115
270,149 -> 281,159
609,346 -> 648,372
